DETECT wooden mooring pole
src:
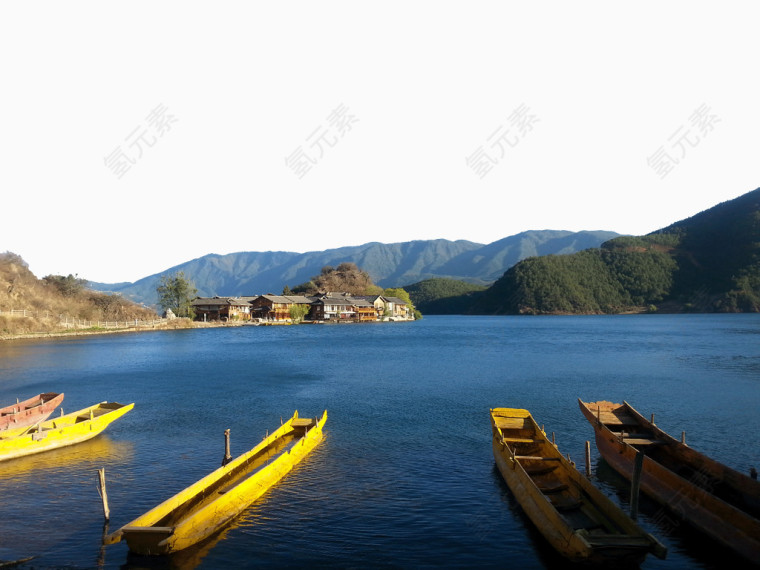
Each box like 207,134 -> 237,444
630,450 -> 645,521
222,429 -> 232,466
97,468 -> 110,522
585,441 -> 591,477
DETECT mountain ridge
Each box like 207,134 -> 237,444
89,230 -> 620,306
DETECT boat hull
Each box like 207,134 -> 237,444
110,410 -> 327,555
579,399 -> 760,563
0,392 -> 64,435
0,402 -> 133,462
491,407 -> 664,565
492,437 -> 597,562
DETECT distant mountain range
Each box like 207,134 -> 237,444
89,230 -> 620,306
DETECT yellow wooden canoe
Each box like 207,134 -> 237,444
491,407 -> 666,565
105,409 -> 327,555
0,401 -> 133,462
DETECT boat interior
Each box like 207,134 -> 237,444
595,403 -> 760,518
153,419 -> 318,528
15,403 -> 123,434
494,414 -> 628,536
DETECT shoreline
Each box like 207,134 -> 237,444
0,317 -> 421,342
0,320 -> 237,342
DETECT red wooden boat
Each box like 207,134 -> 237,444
579,399 -> 760,564
0,393 -> 64,435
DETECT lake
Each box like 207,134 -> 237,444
0,315 -> 758,569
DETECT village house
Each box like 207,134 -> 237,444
309,295 -> 355,321
320,293 -> 381,321
191,292 -> 413,323
352,297 -> 378,322
355,295 -> 388,319
191,297 -> 252,321
249,294 -> 314,322
383,296 -> 412,320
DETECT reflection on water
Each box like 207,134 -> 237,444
592,457 -> 751,569
0,435 -> 133,481
0,436 -> 134,563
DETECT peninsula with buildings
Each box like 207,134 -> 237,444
191,292 -> 413,324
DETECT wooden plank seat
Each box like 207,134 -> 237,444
538,481 -> 569,494
523,464 -> 559,476
597,411 -> 637,426
551,496 -> 583,511
121,526 -> 174,536
291,418 -> 317,428
623,437 -> 664,446
501,437 -> 535,444
515,456 -> 562,461
494,417 -> 530,430
585,534 -> 656,547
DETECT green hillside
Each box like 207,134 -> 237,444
465,188 -> 760,315
406,278 -> 488,314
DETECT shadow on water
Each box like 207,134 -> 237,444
593,458 -> 751,569
120,529 -> 228,570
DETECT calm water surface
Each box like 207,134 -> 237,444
0,315 -> 758,569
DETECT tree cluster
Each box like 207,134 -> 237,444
156,272 -> 197,318
405,278 -> 487,315
290,263 -> 382,296
43,274 -> 89,297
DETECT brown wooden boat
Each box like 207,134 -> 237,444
0,393 -> 64,436
491,407 -> 666,565
579,399 -> 760,563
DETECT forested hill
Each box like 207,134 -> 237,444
89,230 -> 618,306
466,188 -> 760,314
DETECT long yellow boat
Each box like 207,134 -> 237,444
0,401 -> 134,462
491,408 -> 666,565
105,410 -> 327,555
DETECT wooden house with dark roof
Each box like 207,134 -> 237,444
250,294 -> 315,322
191,297 -> 252,321
349,296 -> 378,321
354,295 -> 387,319
309,295 -> 356,321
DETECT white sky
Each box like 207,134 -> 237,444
2,2 -> 758,284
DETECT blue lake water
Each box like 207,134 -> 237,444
0,315 -> 758,569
